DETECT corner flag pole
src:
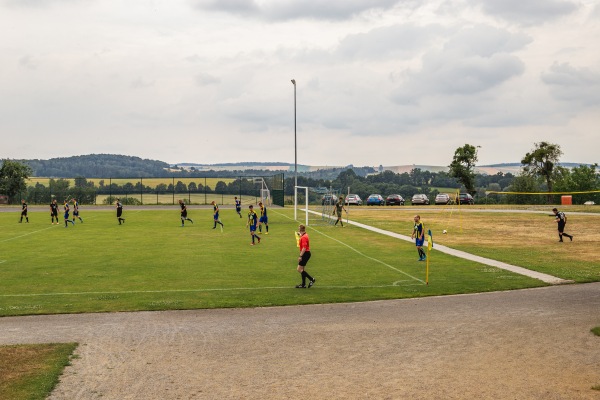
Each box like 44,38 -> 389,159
426,229 -> 433,285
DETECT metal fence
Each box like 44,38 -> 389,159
19,174 -> 286,206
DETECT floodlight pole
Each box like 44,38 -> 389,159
291,79 -> 297,191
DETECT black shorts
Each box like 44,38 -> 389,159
557,221 -> 566,233
181,211 -> 188,218
117,209 -> 123,218
299,251 -> 311,267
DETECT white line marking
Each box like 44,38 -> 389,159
302,209 -> 568,285
0,283 -> 420,298
0,225 -> 56,243
310,226 -> 426,285
273,209 -> 425,285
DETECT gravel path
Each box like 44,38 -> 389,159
1,283 -> 599,399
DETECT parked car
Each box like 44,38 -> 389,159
366,194 -> 385,206
456,193 -> 475,205
435,193 -> 451,205
411,194 -> 430,205
345,194 -> 363,206
321,194 -> 338,205
385,194 -> 405,206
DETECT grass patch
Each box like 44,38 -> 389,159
340,206 -> 600,283
0,343 -> 77,400
592,327 -> 600,337
0,207 -> 548,316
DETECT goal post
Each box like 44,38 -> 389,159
294,186 -> 309,226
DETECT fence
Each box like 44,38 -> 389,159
20,174 -> 285,207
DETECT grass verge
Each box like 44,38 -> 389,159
0,343 -> 77,400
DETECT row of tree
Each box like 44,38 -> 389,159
2,141 -> 598,205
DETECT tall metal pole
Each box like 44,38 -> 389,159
291,79 -> 297,191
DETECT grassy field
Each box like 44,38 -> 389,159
0,205 -> 563,317
333,204 -> 600,283
0,343 -> 77,400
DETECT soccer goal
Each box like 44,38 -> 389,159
295,186 -> 339,226
254,177 -> 271,205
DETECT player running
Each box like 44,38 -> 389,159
295,224 -> 315,288
235,197 -> 242,218
72,198 -> 83,223
179,199 -> 194,226
211,201 -> 224,230
50,199 -> 59,224
411,215 -> 426,261
63,200 -> 75,227
552,208 -> 573,242
258,201 -> 269,234
246,205 -> 261,246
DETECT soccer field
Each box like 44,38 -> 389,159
0,206 -> 550,316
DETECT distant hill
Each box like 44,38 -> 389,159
14,155 -> 592,179
21,154 -> 171,178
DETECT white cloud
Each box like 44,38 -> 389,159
0,0 -> 598,166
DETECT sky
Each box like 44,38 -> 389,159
1,0 -> 599,167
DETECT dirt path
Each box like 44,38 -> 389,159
1,283 -> 599,399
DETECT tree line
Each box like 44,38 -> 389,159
2,141 -> 598,205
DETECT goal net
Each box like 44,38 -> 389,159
294,186 -> 340,226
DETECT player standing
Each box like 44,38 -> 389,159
63,200 -> 75,227
72,198 -> 83,223
234,197 -> 242,218
295,224 -> 315,288
332,196 -> 347,227
411,215 -> 426,261
552,208 -> 573,242
179,199 -> 194,226
50,199 -> 59,224
211,201 -> 224,230
19,199 -> 29,223
116,198 -> 125,225
258,201 -> 269,234
246,205 -> 261,246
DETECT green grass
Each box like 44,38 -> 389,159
592,327 -> 600,337
0,207 -> 548,316
340,207 -> 600,283
0,343 -> 77,400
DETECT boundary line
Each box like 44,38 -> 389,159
303,209 -> 569,285
273,210 -> 425,285
0,283 -> 423,298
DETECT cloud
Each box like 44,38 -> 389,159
19,55 -> 38,70
474,0 -> 579,26
392,25 -> 528,99
542,62 -> 600,106
191,0 -> 403,21
195,72 -> 220,86
336,24 -> 443,61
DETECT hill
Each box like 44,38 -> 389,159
21,154 -> 170,178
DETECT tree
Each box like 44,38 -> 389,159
448,144 -> 479,194
521,141 -> 562,204
0,159 -> 32,203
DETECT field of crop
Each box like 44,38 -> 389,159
4,204 -> 597,317
26,177 -> 237,190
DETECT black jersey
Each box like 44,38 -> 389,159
50,203 -> 58,213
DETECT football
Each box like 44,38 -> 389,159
442,229 -> 447,234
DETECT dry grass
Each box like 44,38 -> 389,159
0,343 -> 77,400
333,205 -> 600,281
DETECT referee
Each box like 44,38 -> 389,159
295,224 -> 316,288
